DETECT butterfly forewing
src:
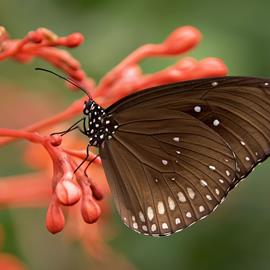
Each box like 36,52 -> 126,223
106,77 -> 270,183
100,109 -> 236,236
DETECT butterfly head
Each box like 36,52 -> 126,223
83,100 -> 104,116
83,100 -> 119,146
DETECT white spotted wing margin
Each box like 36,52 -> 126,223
100,109 -> 237,237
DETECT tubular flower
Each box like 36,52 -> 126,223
0,26 -> 227,237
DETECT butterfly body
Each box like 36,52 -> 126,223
83,76 -> 270,237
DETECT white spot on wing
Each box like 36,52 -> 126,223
186,212 -> 192,218
213,119 -> 220,126
177,192 -> 186,202
162,223 -> 168,229
162,160 -> 168,165
142,225 -> 148,232
147,207 -> 154,221
151,224 -> 157,232
200,179 -> 208,187
212,81 -> 218,87
139,211 -> 145,222
194,106 -> 202,113
175,218 -> 181,224
187,187 -> 195,199
219,178 -> 224,184
158,201 -> 165,214
199,205 -> 205,212
173,137 -> 180,142
168,196 -> 176,210
209,165 -> 216,170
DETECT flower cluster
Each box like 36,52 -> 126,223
0,25 -> 227,263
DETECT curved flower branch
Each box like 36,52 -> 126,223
0,26 -> 228,239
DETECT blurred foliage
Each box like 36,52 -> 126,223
1,0 -> 270,269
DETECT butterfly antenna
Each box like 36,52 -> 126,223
35,67 -> 91,97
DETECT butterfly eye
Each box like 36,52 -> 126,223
83,107 -> 89,115
83,101 -> 93,115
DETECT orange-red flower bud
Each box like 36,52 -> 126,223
46,199 -> 65,234
28,31 -> 43,43
81,197 -> 101,224
162,26 -> 202,55
66,33 -> 84,48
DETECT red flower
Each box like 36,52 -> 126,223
0,25 -> 227,261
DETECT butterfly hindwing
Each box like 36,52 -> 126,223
100,109 -> 236,236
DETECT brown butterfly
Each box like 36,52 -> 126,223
38,69 -> 270,237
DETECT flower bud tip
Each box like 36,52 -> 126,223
46,201 -> 65,234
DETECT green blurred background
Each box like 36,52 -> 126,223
1,0 -> 270,269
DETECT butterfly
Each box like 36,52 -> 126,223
37,69 -> 270,237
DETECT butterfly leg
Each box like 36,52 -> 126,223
84,154 -> 99,177
51,117 -> 86,136
81,116 -> 88,136
74,143 -> 91,174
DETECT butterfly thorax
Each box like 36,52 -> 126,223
83,100 -> 118,146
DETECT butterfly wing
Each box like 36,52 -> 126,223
100,109 -> 236,236
107,76 -> 270,183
